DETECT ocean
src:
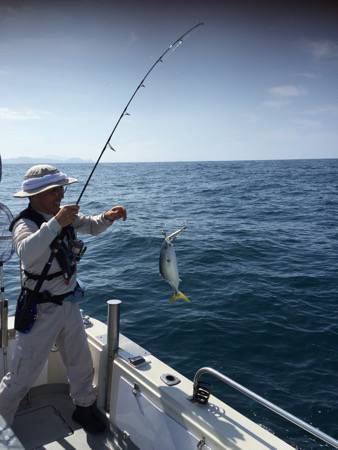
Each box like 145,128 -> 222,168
1,160 -> 337,449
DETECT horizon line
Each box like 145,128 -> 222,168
3,157 -> 338,164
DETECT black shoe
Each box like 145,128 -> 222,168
72,403 -> 106,434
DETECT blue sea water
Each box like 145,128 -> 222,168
1,159 -> 337,449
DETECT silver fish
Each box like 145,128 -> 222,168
159,225 -> 189,303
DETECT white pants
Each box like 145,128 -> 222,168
0,301 -> 96,425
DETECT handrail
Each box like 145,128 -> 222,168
192,367 -> 338,449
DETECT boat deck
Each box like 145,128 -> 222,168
12,384 -> 115,450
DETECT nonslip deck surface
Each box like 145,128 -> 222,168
12,384 -> 115,450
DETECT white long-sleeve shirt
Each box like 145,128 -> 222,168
13,209 -> 112,295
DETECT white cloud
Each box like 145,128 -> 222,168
126,31 -> 138,48
262,99 -> 290,109
292,118 -> 321,129
295,72 -> 317,79
262,84 -> 305,108
268,85 -> 306,97
303,104 -> 338,116
240,112 -> 259,123
304,40 -> 338,60
0,107 -> 42,120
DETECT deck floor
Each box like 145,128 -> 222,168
12,384 -> 116,450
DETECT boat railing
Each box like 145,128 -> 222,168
192,366 -> 338,449
105,299 -> 121,412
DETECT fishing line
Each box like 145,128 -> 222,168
76,22 -> 204,205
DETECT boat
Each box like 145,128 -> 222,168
0,299 -> 337,449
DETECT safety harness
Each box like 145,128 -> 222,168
10,205 -> 80,289
11,206 -> 87,332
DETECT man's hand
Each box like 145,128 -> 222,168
55,205 -> 80,227
104,205 -> 127,223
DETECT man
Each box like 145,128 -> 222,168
0,164 -> 127,433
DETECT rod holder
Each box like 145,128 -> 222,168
105,299 -> 121,413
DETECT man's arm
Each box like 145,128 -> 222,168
13,218 -> 61,266
74,205 -> 127,235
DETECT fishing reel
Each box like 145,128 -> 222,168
71,239 -> 87,262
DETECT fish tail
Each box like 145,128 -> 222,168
169,291 -> 190,304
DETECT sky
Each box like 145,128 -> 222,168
1,0 -> 338,162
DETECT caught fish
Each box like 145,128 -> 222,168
159,225 -> 189,303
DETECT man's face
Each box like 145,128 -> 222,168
30,186 -> 65,215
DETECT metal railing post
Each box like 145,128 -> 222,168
105,299 -> 121,413
0,299 -> 8,376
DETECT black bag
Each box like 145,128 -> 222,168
14,289 -> 38,333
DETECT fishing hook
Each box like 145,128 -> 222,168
76,22 -> 204,204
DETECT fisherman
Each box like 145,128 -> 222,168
0,164 -> 127,433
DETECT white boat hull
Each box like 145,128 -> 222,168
0,314 -> 295,449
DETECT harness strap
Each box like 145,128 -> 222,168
9,206 -> 45,231
33,251 -> 55,294
22,288 -> 76,306
24,269 -> 64,281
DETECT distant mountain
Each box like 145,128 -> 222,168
4,155 -> 93,164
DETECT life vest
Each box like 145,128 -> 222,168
9,206 -> 79,284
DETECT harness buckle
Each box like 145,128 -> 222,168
41,290 -> 52,301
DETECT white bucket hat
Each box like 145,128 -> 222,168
14,164 -> 78,198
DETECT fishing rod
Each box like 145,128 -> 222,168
76,22 -> 204,205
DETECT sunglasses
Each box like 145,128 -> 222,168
46,186 -> 68,195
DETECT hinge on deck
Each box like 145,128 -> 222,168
122,430 -> 130,440
132,383 -> 140,396
197,436 -> 206,449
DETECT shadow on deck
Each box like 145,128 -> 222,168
12,384 -> 115,450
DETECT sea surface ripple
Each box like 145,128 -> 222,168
1,159 -> 337,449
